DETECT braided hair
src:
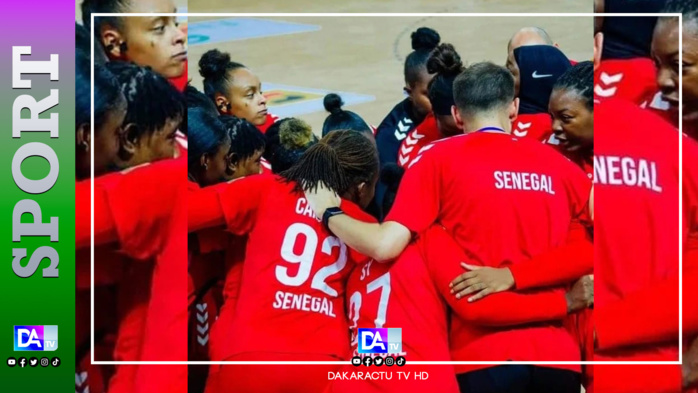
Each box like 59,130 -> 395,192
281,130 -> 378,197
553,61 -> 594,111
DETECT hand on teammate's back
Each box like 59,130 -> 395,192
565,274 -> 593,313
449,263 -> 515,302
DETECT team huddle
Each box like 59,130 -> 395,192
74,0 -> 698,392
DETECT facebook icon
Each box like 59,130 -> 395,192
357,328 -> 402,354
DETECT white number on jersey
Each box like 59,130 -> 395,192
348,272 -> 392,329
277,222 -> 348,297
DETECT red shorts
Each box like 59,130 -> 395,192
204,353 -> 341,393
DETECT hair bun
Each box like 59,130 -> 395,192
426,43 -> 463,76
280,118 -> 315,149
411,27 -> 440,51
199,49 -> 230,79
323,93 -> 344,115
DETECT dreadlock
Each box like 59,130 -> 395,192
281,130 -> 378,196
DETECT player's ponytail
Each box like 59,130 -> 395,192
427,43 -> 465,116
281,130 -> 378,197
321,93 -> 373,137
198,49 -> 245,102
404,27 -> 441,86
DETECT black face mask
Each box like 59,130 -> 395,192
514,45 -> 572,115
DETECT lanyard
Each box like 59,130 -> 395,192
476,127 -> 506,133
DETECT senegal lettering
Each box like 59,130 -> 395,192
273,290 -> 336,317
594,155 -> 662,192
494,171 -> 555,195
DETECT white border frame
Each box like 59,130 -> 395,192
91,12 -> 683,366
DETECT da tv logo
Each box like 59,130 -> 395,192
357,328 -> 402,354
14,325 -> 58,351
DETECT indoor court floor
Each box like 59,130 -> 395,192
186,10 -> 593,133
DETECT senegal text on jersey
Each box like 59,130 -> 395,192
273,290 -> 336,317
494,171 -> 556,195
594,155 -> 663,193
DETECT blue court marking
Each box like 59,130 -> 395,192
263,83 -> 375,118
188,18 -> 321,46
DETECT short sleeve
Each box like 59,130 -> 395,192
385,147 -> 441,233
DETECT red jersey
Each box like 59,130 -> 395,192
330,237 -> 458,393
512,112 -> 554,143
260,157 -> 273,174
593,133 -> 698,393
207,174 -> 374,360
594,58 -> 658,106
75,159 -> 188,393
594,99 -> 680,362
386,131 -> 590,373
168,60 -> 188,92
641,90 -> 677,126
257,113 -> 279,134
397,113 -> 439,168
133,179 -> 187,393
123,160 -> 187,393
208,235 -> 246,361
187,184 -> 226,361
75,159 -> 186,254
596,134 -> 698,348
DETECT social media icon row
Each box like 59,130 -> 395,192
7,357 -> 59,368
351,355 -> 405,367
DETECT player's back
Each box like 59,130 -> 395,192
595,98 -> 680,361
426,131 -> 589,269
330,242 -> 457,393
399,132 -> 589,369
346,249 -> 449,361
227,176 -> 370,360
